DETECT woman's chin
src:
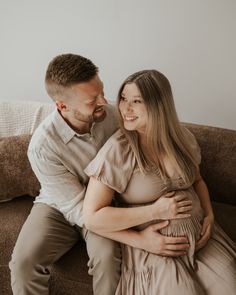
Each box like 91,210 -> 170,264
123,122 -> 136,131
124,126 -> 135,131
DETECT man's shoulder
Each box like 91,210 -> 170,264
28,111 -> 58,152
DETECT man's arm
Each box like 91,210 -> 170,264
28,148 -> 86,226
89,221 -> 189,256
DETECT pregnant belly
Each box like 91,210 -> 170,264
132,188 -> 204,262
161,188 -> 204,237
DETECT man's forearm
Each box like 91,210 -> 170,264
91,227 -> 144,249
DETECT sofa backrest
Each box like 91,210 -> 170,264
183,123 -> 236,206
0,101 -> 54,202
0,100 -> 54,137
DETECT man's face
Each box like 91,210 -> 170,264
58,75 -> 108,128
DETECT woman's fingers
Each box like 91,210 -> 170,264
161,250 -> 187,257
175,213 -> 191,219
174,194 -> 188,202
159,236 -> 190,256
175,196 -> 193,216
177,205 -> 192,213
196,224 -> 211,251
163,191 -> 175,197
178,200 -> 192,206
196,234 -> 209,251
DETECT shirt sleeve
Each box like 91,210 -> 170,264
84,130 -> 136,193
28,148 -> 85,227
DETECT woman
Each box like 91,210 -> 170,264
83,70 -> 236,294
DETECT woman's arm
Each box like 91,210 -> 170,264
83,177 -> 192,233
95,222 -> 190,256
83,177 -> 154,232
193,173 -> 214,217
193,172 -> 214,250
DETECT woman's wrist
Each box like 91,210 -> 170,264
205,210 -> 214,220
148,203 -> 157,221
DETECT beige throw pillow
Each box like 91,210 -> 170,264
0,134 -> 40,202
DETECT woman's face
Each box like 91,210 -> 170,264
119,83 -> 148,134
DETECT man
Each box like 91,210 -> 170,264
9,54 -> 190,295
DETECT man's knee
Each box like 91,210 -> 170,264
98,241 -> 121,268
86,232 -> 121,270
10,246 -> 46,282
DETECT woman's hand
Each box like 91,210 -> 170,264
195,213 -> 214,251
151,191 -> 192,220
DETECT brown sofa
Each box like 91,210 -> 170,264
0,105 -> 236,294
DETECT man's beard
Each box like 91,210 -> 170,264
73,108 -> 106,124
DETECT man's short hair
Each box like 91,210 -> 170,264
45,53 -> 98,100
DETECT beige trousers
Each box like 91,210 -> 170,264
9,203 -> 121,295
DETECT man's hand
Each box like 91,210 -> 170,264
139,220 -> 189,256
195,214 -> 214,251
151,191 -> 192,220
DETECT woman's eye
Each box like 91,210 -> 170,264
134,100 -> 141,104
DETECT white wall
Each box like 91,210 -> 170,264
0,0 -> 235,130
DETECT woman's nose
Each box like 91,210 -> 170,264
125,101 -> 133,112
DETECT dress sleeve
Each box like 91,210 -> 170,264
84,130 -> 136,193
183,127 -> 201,165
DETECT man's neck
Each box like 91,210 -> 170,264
59,110 -> 92,134
66,117 -> 92,134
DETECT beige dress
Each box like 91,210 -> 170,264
85,129 -> 236,295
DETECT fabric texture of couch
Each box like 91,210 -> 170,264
0,101 -> 235,295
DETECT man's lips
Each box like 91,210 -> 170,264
94,107 -> 104,113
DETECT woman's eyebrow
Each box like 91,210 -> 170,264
121,93 -> 141,98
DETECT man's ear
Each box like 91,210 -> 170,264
56,100 -> 68,112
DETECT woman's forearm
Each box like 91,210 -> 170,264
84,204 -> 154,233
84,177 -> 160,232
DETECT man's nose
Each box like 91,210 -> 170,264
97,96 -> 108,105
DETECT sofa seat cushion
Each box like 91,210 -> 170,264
0,196 -> 34,295
51,243 -> 92,295
0,196 -> 34,264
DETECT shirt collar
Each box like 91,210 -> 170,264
51,104 -> 111,144
52,109 -> 93,144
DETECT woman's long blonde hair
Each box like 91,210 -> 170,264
117,70 -> 199,184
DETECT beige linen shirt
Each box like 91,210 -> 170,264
28,104 -> 118,227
